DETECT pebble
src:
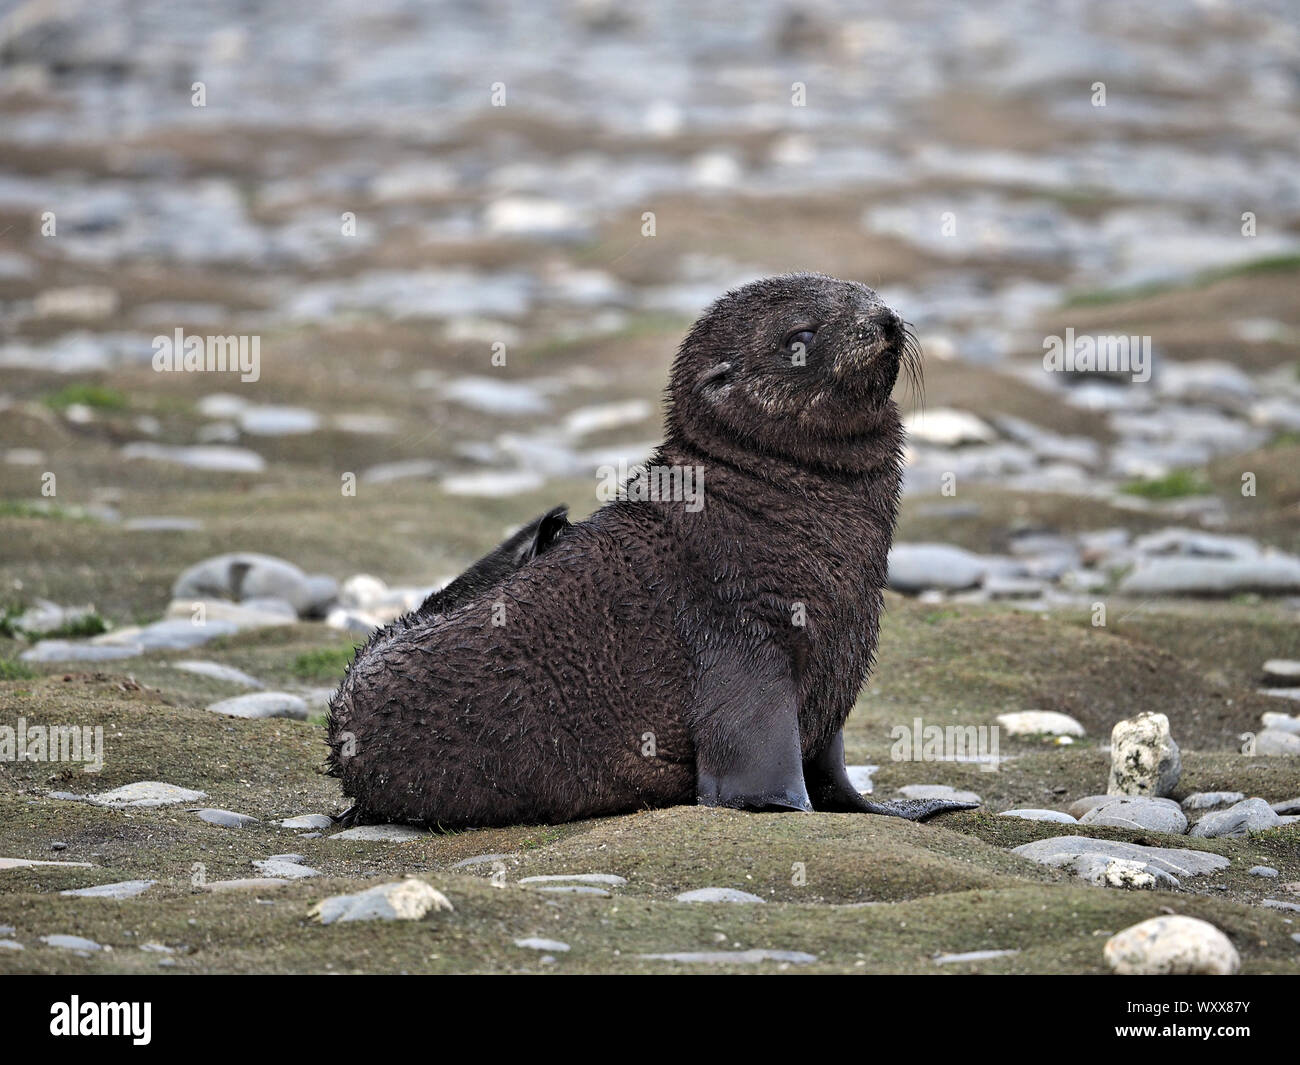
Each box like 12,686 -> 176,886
1107,711 -> 1181,797
123,442 -> 266,473
1104,915 -> 1240,975
898,784 -> 982,805
518,874 -> 627,887
1081,796 -> 1188,834
1262,899 -> 1300,913
887,544 -> 987,593
1261,711 -> 1300,732
1189,798 -> 1281,838
452,854 -> 511,869
0,940 -> 23,951
327,825 -> 428,842
933,948 -> 1019,964
207,692 -> 308,721
902,408 -> 996,446
172,660 -> 264,689
515,937 -> 571,952
1255,729 -> 1300,755
1012,836 -> 1229,879
280,814 -> 334,830
311,879 -> 453,924
20,640 -> 142,662
996,710 -> 1085,737
87,782 -> 206,807
1118,556 -> 1300,596
196,808 -> 259,828
59,880 -> 155,899
638,949 -> 816,965
999,809 -> 1078,823
253,859 -> 319,879
675,888 -> 766,903
0,858 -> 94,870
1248,866 -> 1279,878
1181,791 -> 1245,811
1262,659 -> 1300,684
535,886 -> 610,896
40,934 -> 104,952
1066,795 -> 1112,819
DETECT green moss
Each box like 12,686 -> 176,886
1120,469 -> 1213,499
0,658 -> 35,680
43,384 -> 129,412
290,645 -> 358,681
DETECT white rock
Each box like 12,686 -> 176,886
310,879 -> 453,924
206,692 -> 308,720
1262,659 -> 1300,683
172,660 -> 264,688
675,888 -> 766,903
1082,796 -> 1188,834
328,825 -> 427,842
1108,712 -> 1181,797
887,544 -> 987,592
87,782 -> 206,808
1189,797 -> 1280,838
997,710 -> 1085,738
515,937 -> 570,951
1104,916 -> 1239,975
518,873 -> 627,887
999,809 -> 1078,823
60,880 -> 155,899
280,814 -> 334,830
903,408 -> 996,446
1256,729 -> 1300,756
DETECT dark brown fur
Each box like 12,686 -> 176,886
326,273 -> 972,828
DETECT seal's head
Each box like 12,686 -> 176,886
665,273 -> 919,464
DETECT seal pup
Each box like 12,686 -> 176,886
327,273 -> 975,828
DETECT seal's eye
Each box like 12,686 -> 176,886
785,328 -> 815,351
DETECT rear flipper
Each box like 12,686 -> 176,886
409,504 -> 570,622
804,730 -> 979,822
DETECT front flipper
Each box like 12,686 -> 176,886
691,641 -> 811,813
805,730 -> 979,822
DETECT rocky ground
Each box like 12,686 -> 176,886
1,0 -> 1299,973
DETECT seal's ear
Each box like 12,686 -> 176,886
694,360 -> 733,401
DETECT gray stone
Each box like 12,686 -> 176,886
328,824 -> 427,842
1271,797 -> 1300,815
311,879 -> 453,924
196,808 -> 259,828
87,782 -> 205,807
59,879 -> 155,899
1081,796 -> 1188,834
1104,916 -> 1239,975
514,937 -> 570,952
845,764 -> 877,794
206,692 -> 308,720
933,948 -> 1019,964
675,888 -> 766,903
887,544 -> 987,592
1262,899 -> 1300,913
96,618 -> 240,652
1181,791 -> 1245,811
1261,710 -> 1300,732
0,858 -> 94,870
535,886 -> 610,896
1189,798 -> 1280,838
1011,836 -> 1229,878
1108,712 -> 1181,797
451,854 -> 510,869
1249,866 -> 1279,878
1256,729 -> 1300,755
123,443 -> 266,473
1067,795 -> 1112,819
0,940 -> 23,951
1119,557 -> 1300,596
280,814 -> 334,830
999,809 -> 1078,824
518,873 -> 627,887
172,552 -> 334,617
20,640 -> 143,662
172,660 -> 263,688
253,859 -> 319,879
638,949 -> 816,965
40,934 -> 103,952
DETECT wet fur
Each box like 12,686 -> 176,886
326,273 -> 971,828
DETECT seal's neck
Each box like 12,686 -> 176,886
660,403 -> 905,488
